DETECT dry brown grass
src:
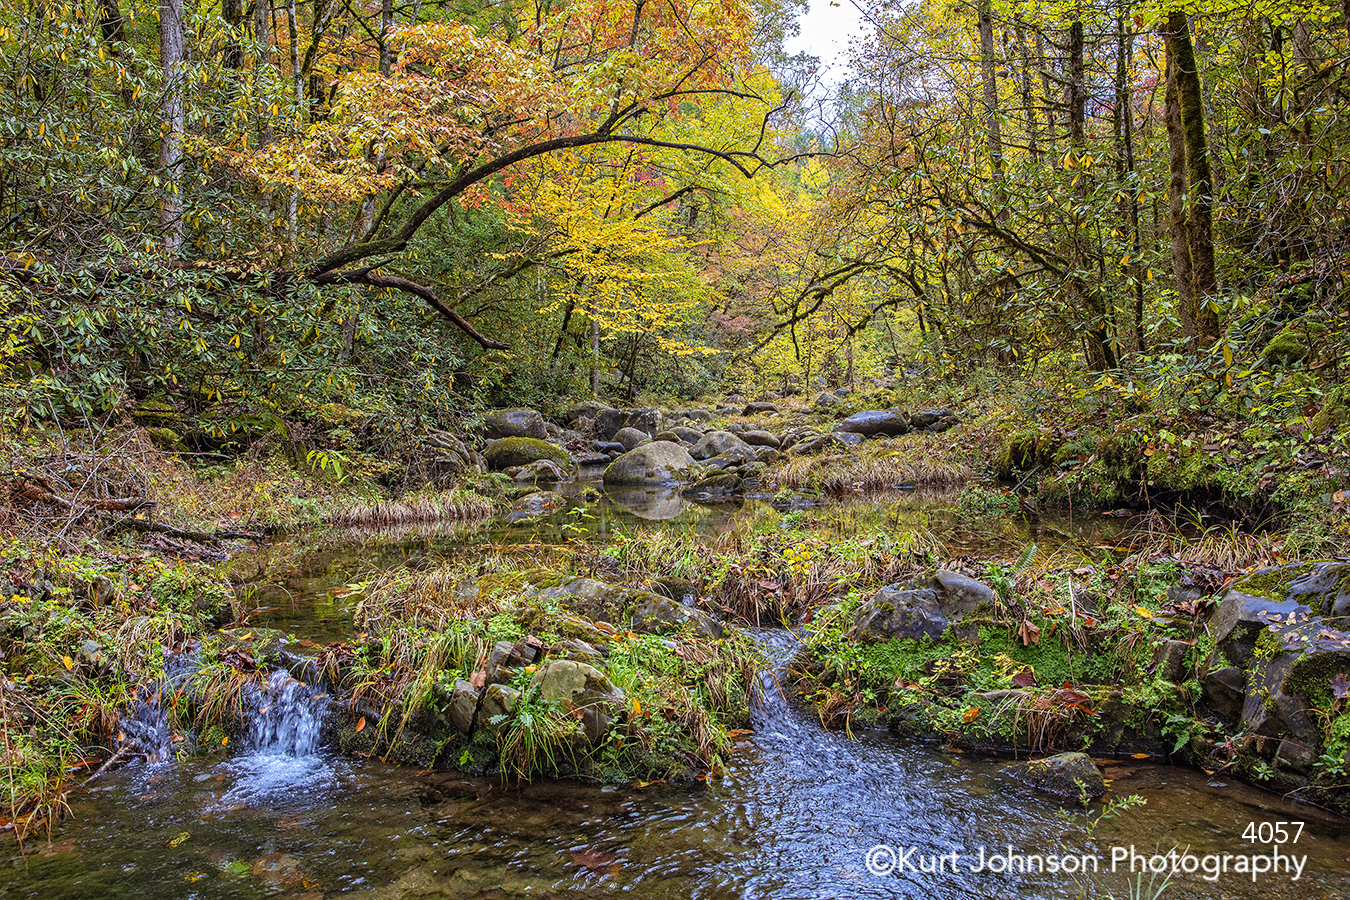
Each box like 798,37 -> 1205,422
329,491 -> 497,528
770,438 -> 973,496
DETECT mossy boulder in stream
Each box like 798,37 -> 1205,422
1002,752 -> 1105,799
484,437 -> 576,473
603,441 -> 696,485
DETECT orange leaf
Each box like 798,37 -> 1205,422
62,655 -> 74,670
1131,753 -> 1150,759
355,716 -> 366,732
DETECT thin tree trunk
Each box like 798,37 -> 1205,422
159,0 -> 186,254
1166,11 -> 1219,346
222,0 -> 244,70
1114,2 -> 1144,352
285,0 -> 302,255
1163,38 -> 1194,338
1014,19 -> 1039,163
977,0 -> 1004,200
1067,20 -> 1112,371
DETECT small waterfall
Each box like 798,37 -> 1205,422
120,650 -> 199,763
243,669 -> 327,756
220,668 -> 336,804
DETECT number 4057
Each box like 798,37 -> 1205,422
1243,821 -> 1304,844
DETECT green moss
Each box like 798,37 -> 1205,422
1232,563 -> 1316,603
1262,327 -> 1310,364
484,437 -> 575,471
1311,383 -> 1350,434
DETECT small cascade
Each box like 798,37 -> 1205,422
119,650 -> 199,763
220,668 -> 337,804
243,669 -> 328,757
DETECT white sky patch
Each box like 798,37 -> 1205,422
784,0 -> 870,84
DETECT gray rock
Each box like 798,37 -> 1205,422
835,410 -> 909,436
448,679 -> 481,735
626,408 -> 663,436
603,441 -> 696,485
529,661 -> 626,743
1212,589 -> 1311,668
814,392 -> 842,409
485,640 -> 539,686
850,571 -> 994,643
483,408 -> 547,440
1003,752 -> 1105,799
836,431 -> 865,446
788,434 -> 850,455
566,400 -> 611,423
529,576 -> 719,637
479,684 -> 520,737
671,425 -> 705,444
1153,639 -> 1192,683
685,472 -> 742,496
740,429 -> 781,449
592,440 -> 626,454
553,639 -> 605,665
510,460 -> 569,484
613,426 -> 650,450
506,491 -> 567,522
743,401 -> 779,415
595,408 -> 628,441
653,430 -> 682,443
1201,666 -> 1246,720
690,430 -> 757,463
632,592 -> 723,638
910,410 -> 944,428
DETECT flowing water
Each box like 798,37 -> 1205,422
6,483 -> 1350,899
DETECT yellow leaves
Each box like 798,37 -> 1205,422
1134,606 -> 1154,619
62,655 -> 74,670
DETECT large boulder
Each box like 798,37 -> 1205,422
850,571 -> 995,643
743,401 -> 779,416
671,425 -> 706,444
529,576 -> 720,637
1003,752 -> 1105,799
484,437 -> 576,473
566,399 -> 611,423
690,430 -> 757,463
483,408 -> 547,440
530,661 -> 626,743
835,410 -> 909,437
595,408 -> 663,441
509,459 -> 569,484
603,441 -> 696,485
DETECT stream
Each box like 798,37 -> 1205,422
6,483 -> 1350,899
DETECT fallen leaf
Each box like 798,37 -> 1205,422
1017,619 -> 1041,646
469,670 -> 486,689
1131,753 -> 1151,759
355,717 -> 366,732
1134,606 -> 1154,618
221,736 -> 228,746
167,832 -> 190,847
1011,667 -> 1037,688
963,706 -> 981,723
570,848 -> 620,874
1335,490 -> 1347,503
62,655 -> 74,670
632,699 -> 642,717
1332,673 -> 1350,712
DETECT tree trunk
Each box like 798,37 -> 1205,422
1165,11 -> 1219,346
977,0 -> 1004,197
1163,37 -> 1194,338
1114,2 -> 1144,352
1013,19 -> 1039,163
159,0 -> 186,254
222,0 -> 244,70
1067,20 -> 1113,371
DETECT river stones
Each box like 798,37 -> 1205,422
740,429 -> 781,449
484,437 -> 576,473
850,571 -> 995,643
690,430 -> 757,463
479,684 -> 520,737
788,433 -> 850,456
603,441 -> 696,485
595,408 -> 663,441
485,640 -> 540,687
529,661 -> 626,742
528,576 -> 720,638
483,408 -> 547,440
834,409 -> 910,437
448,679 -> 481,735
613,426 -> 650,450
1002,752 -> 1105,799
743,401 -> 779,416
566,399 -> 611,423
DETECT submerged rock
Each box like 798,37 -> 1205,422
603,441 -> 696,485
1003,752 -> 1105,799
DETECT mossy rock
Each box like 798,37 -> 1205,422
143,426 -> 186,450
1311,383 -> 1350,434
1262,327 -> 1310,364
483,437 -> 576,473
